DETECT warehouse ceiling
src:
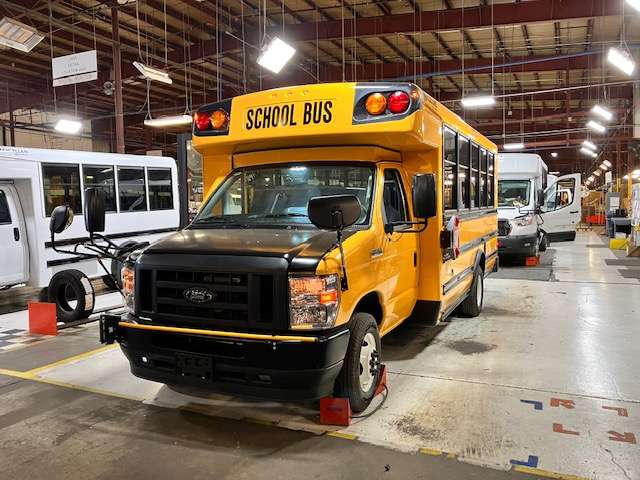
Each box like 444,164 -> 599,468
0,0 -> 638,176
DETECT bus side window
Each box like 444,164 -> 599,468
458,136 -> 470,209
443,127 -> 457,211
42,163 -> 82,216
470,143 -> 479,208
382,170 -> 408,225
148,168 -> 174,211
488,153 -> 495,207
118,167 -> 148,212
480,149 -> 487,207
83,165 -> 117,212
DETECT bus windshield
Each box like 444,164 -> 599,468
193,164 -> 375,227
498,180 -> 531,207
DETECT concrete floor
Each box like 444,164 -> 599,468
1,231 -> 638,479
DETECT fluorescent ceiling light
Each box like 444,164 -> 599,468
607,47 -> 636,76
599,163 -> 609,171
591,105 -> 614,122
144,114 -> 192,128
133,61 -> 172,84
551,152 -> 558,158
633,169 -> 640,175
0,17 -> 44,52
550,171 -> 560,175
588,175 -> 595,182
54,118 -> 82,135
257,37 -> 296,74
582,140 -> 597,151
593,170 -> 602,176
602,160 -> 612,167
626,0 -> 640,12
586,120 -> 606,134
623,174 -> 629,180
580,147 -> 598,158
461,96 -> 496,108
503,142 -> 525,150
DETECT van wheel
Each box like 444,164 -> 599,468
460,267 -> 484,317
48,270 -> 95,323
334,313 -> 381,413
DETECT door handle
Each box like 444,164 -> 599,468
370,248 -> 383,259
569,210 -> 579,214
13,227 -> 20,241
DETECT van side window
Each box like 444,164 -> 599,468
148,168 -> 174,211
118,167 -> 147,212
488,153 -> 495,207
382,170 -> 408,224
83,165 -> 116,212
458,136 -> 470,209
42,163 -> 82,216
0,191 -> 11,224
443,127 -> 457,210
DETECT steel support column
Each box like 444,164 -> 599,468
111,1 -> 125,154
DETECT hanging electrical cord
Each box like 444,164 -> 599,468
241,0 -> 247,93
341,0 -> 345,82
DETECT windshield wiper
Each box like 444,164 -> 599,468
262,213 -> 308,218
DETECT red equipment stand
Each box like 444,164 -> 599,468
525,256 -> 540,266
319,364 -> 388,426
28,302 -> 58,336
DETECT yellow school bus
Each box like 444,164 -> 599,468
100,82 -> 498,412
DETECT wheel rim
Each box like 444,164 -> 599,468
476,274 -> 483,308
359,332 -> 378,392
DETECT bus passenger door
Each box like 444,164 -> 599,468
377,168 -> 418,331
0,184 -> 29,286
541,173 -> 581,241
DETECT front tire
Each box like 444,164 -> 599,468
460,267 -> 484,317
334,312 -> 381,413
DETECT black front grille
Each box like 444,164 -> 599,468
137,268 -> 278,330
498,219 -> 511,237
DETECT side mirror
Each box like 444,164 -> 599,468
413,174 -> 437,219
537,189 -> 545,208
308,195 -> 361,231
49,205 -> 74,234
84,188 -> 106,234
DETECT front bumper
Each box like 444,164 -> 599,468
497,233 -> 538,257
100,314 -> 349,401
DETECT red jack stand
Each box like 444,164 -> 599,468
28,302 -> 57,336
525,256 -> 539,266
319,364 -> 388,426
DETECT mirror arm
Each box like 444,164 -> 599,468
336,226 -> 349,291
49,231 -> 95,260
386,220 -> 429,234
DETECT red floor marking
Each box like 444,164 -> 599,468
553,423 -> 580,436
602,406 -> 629,417
550,398 -> 575,409
608,431 -> 637,444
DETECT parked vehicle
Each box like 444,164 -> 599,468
0,146 -> 179,321
93,82 -> 499,412
497,153 -> 581,260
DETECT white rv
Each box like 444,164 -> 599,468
0,146 -> 179,320
497,153 -> 581,259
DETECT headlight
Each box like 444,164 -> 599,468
289,274 -> 340,330
121,263 -> 135,313
514,214 -> 534,227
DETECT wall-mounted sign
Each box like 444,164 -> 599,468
52,50 -> 97,87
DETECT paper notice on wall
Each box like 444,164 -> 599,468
52,50 -> 97,87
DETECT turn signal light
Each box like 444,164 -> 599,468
211,109 -> 229,129
194,112 -> 211,131
388,91 -> 410,113
365,93 -> 387,115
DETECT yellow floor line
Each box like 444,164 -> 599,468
26,344 -> 117,375
419,447 -> 444,456
512,466 -> 589,480
0,368 -> 32,379
325,431 -> 358,440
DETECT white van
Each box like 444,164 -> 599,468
497,153 -> 581,259
0,146 -> 179,320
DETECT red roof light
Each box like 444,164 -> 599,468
388,91 -> 410,114
194,112 -> 211,131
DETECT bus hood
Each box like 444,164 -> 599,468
142,227 -> 349,273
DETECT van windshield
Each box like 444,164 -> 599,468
498,180 -> 530,207
193,164 -> 375,227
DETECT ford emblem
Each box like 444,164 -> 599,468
183,287 -> 216,304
